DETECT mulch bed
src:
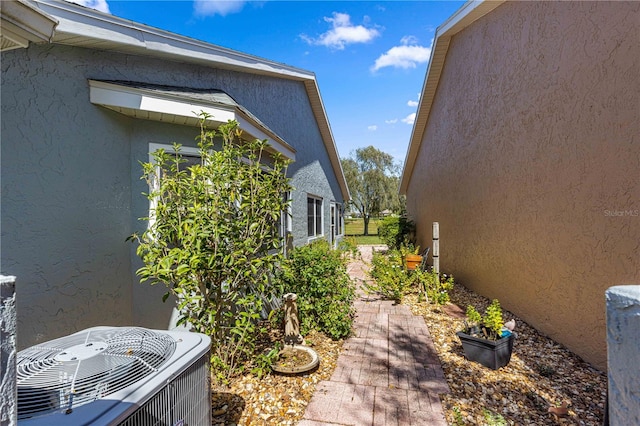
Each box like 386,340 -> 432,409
405,283 -> 607,425
210,265 -> 607,425
210,329 -> 343,426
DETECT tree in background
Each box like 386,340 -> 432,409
341,146 -> 398,235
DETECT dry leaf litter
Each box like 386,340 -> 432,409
211,328 -> 343,426
405,283 -> 607,425
211,268 -> 607,425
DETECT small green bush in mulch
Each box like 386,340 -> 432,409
278,240 -> 355,339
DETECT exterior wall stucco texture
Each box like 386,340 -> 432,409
406,1 -> 639,370
2,43 -> 344,348
1,276 -> 17,425
606,286 -> 640,424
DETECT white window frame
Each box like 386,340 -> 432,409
307,194 -> 324,240
281,191 -> 293,256
147,143 -> 201,231
335,202 -> 344,237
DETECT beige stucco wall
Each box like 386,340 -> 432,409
405,1 -> 639,370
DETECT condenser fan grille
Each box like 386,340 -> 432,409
17,327 -> 176,420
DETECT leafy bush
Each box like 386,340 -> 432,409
366,249 -> 413,302
483,299 -> 504,339
464,299 -> 505,340
337,236 -> 360,259
413,269 -> 454,305
129,116 -> 292,384
465,305 -> 482,326
279,240 -> 355,339
377,216 -> 415,250
367,247 -> 454,304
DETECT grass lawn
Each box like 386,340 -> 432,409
344,218 -> 382,245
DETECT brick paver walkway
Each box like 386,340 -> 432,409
300,245 -> 450,426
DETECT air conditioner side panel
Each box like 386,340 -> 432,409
117,351 -> 211,426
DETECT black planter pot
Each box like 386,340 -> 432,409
456,331 -> 515,370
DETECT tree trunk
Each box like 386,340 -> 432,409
363,215 -> 370,236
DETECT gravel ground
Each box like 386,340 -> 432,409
404,283 -> 607,425
211,328 -> 344,426
211,258 -> 607,425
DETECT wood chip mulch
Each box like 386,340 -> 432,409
404,283 -> 607,425
210,328 -> 344,426
210,281 -> 607,426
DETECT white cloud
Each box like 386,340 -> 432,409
401,113 -> 416,125
385,119 -> 398,125
67,0 -> 110,13
194,0 -> 246,16
400,35 -> 418,45
371,36 -> 432,72
407,100 -> 419,107
301,12 -> 380,50
367,125 -> 378,131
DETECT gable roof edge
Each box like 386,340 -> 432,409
33,0 -> 349,201
304,79 -> 351,201
399,0 -> 505,195
1,0 -> 58,51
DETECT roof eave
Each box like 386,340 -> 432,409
34,0 -> 349,201
399,0 -> 506,195
88,80 -> 297,160
1,0 -> 58,51
304,79 -> 351,201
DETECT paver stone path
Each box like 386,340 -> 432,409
300,245 -> 450,426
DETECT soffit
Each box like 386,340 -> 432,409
34,0 -> 350,201
89,80 -> 296,160
0,0 -> 57,51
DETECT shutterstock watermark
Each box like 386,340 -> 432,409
604,209 -> 639,217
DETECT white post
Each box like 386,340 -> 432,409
432,222 -> 439,275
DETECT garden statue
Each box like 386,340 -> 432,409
272,293 -> 319,374
283,293 -> 304,345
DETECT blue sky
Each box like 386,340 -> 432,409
73,0 -> 465,165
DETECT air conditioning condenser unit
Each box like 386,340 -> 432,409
16,326 -> 211,425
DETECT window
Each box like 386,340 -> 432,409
147,143 -> 200,230
149,143 -> 201,174
336,203 -> 343,236
307,195 -> 323,238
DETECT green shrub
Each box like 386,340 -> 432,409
337,236 -> 360,259
366,249 -> 413,302
465,305 -> 482,326
464,299 -> 505,340
483,299 -> 504,339
377,216 -> 415,250
279,240 -> 355,339
129,117 -> 292,384
413,269 -> 454,305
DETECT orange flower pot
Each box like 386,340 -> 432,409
405,254 -> 423,270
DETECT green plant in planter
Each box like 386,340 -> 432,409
464,305 -> 483,334
463,299 -> 505,340
483,299 -> 504,340
399,243 -> 420,256
458,299 -> 514,369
